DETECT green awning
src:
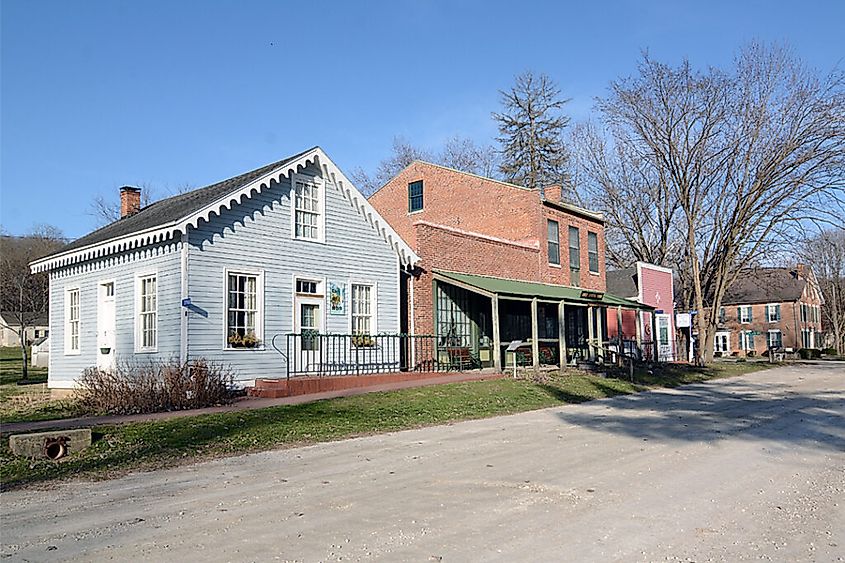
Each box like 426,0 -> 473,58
434,270 -> 654,310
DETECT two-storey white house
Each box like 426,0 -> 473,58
31,147 -> 418,389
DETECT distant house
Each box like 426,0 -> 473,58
369,161 -> 651,370
605,263 -> 677,361
710,266 -> 823,356
0,312 -> 49,347
30,147 -> 418,389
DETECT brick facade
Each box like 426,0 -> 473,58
710,279 -> 824,356
369,162 -> 607,337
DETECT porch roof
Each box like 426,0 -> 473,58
434,270 -> 654,310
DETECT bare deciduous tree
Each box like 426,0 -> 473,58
0,226 -> 66,380
494,71 -> 571,191
803,228 -> 845,353
589,44 -> 845,363
352,135 -> 499,195
89,182 -> 192,226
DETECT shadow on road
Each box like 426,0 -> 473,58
554,372 -> 845,452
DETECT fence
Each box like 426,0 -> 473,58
277,333 -> 456,379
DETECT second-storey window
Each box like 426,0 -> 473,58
294,177 -> 321,240
351,284 -> 373,336
568,226 -> 580,286
547,220 -> 560,265
66,288 -> 80,353
718,307 -> 726,323
227,272 -> 261,348
138,275 -> 157,351
767,304 -> 781,323
587,231 -> 599,273
408,180 -> 424,212
739,305 -> 752,324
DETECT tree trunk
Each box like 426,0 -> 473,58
18,328 -> 29,381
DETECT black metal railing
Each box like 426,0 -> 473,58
283,333 -> 454,379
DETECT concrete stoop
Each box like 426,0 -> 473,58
247,371 -> 479,398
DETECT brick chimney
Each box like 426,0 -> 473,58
120,186 -> 141,218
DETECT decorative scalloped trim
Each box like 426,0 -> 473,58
31,148 -> 419,273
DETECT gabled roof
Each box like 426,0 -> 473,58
721,268 -> 806,305
606,268 -> 638,299
32,147 -> 419,272
434,270 -> 653,310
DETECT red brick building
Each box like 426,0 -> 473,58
369,161 -> 650,371
710,266 -> 824,357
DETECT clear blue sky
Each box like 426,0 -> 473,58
2,0 -> 843,240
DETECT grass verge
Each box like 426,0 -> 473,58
0,347 -> 84,424
1,361 -> 772,490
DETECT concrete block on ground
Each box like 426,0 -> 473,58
8,428 -> 92,459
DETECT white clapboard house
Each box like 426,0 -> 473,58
31,147 -> 419,389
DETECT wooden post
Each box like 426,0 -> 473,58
558,301 -> 567,371
492,295 -> 502,373
587,306 -> 595,361
531,298 -> 540,373
596,306 -> 604,363
635,311 -> 643,347
616,305 -> 623,367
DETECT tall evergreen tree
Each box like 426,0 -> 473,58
493,71 -> 571,192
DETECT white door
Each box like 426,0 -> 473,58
294,297 -> 323,373
97,282 -> 116,371
656,313 -> 672,361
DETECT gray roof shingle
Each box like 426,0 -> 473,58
60,147 -> 317,254
721,268 -> 806,305
606,268 -> 638,299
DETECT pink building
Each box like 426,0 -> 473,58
605,262 -> 676,362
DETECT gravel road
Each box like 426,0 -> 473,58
2,362 -> 844,562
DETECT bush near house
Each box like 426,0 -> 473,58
77,359 -> 236,415
798,348 -> 822,360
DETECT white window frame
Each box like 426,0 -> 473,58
739,305 -> 752,324
714,331 -> 731,353
350,282 -> 378,339
740,330 -> 755,351
135,272 -> 158,353
223,268 -> 265,351
290,173 -> 326,243
64,287 -> 81,355
767,329 -> 782,349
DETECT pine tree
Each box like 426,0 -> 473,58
493,71 -> 571,192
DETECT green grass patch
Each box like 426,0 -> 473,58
0,347 -> 83,424
0,361 -> 773,490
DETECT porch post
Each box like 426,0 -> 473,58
587,306 -> 595,361
616,305 -> 623,367
531,297 -> 540,373
635,311 -> 643,347
596,306 -> 604,363
492,295 -> 502,373
558,301 -> 567,370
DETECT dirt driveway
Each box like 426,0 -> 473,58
2,363 -> 844,562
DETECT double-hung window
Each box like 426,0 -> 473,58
739,305 -> 752,324
137,275 -> 157,351
767,304 -> 781,323
408,180 -> 424,212
293,175 -> 322,241
767,330 -> 782,349
547,220 -> 560,266
568,226 -> 580,286
741,330 -> 755,350
351,284 -> 374,338
587,232 -> 599,274
65,288 -> 80,354
227,271 -> 262,348
718,307 -> 726,323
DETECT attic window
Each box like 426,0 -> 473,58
408,181 -> 424,212
293,174 -> 324,242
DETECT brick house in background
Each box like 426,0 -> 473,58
369,161 -> 651,371
710,266 -> 824,357
605,263 -> 677,361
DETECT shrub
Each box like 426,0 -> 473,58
821,347 -> 838,356
78,358 -> 236,415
